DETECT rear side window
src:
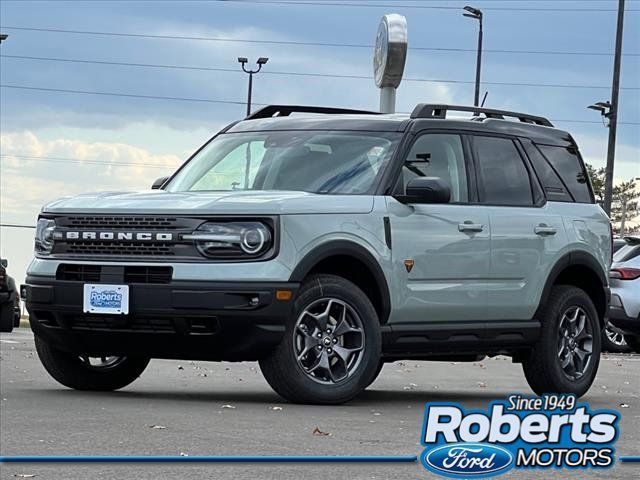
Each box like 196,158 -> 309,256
536,145 -> 593,203
521,140 -> 573,202
473,136 -> 534,206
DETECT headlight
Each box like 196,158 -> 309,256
35,218 -> 56,255
184,221 -> 273,259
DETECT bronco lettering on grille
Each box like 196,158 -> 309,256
62,231 -> 174,241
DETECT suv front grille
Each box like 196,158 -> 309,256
65,216 -> 180,230
66,242 -> 175,256
124,266 -> 173,284
51,215 -> 205,260
57,265 -> 173,284
56,264 -> 101,282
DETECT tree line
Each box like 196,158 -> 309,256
586,164 -> 639,236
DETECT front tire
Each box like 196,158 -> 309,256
523,286 -> 601,398
35,336 -> 149,391
367,360 -> 385,388
259,274 -> 381,404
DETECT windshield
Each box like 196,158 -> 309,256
166,131 -> 401,194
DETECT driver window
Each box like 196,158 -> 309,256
401,134 -> 468,203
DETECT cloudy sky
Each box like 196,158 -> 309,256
1,0 -> 639,284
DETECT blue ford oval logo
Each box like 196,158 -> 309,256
422,442 -> 514,478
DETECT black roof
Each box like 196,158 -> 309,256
226,104 -> 574,147
227,114 -> 410,133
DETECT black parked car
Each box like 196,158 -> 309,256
0,259 -> 20,332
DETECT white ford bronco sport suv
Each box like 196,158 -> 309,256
22,104 -> 611,404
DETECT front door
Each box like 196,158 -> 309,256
386,132 -> 490,323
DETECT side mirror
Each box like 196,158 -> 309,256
151,176 -> 169,190
402,177 -> 451,204
1,259 -> 7,268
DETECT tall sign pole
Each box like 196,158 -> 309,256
373,14 -> 408,113
603,0 -> 625,216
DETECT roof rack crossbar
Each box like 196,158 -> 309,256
247,105 -> 380,120
410,104 -> 553,127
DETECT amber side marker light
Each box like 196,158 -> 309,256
276,290 -> 293,301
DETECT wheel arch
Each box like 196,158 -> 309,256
537,251 -> 609,325
289,240 -> 391,324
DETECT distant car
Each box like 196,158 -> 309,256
0,259 -> 19,333
613,238 -> 629,253
609,237 -> 640,352
602,236 -> 635,353
603,237 -> 631,352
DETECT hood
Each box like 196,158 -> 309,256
42,190 -> 374,215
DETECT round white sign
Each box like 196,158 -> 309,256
373,14 -> 408,89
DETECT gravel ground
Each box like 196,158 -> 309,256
1,328 -> 638,480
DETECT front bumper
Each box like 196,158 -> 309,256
22,276 -> 298,361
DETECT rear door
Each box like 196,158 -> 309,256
386,132 -> 491,323
470,134 -> 566,320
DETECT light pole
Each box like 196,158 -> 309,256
463,6 -> 483,107
238,57 -> 268,117
587,0 -> 625,217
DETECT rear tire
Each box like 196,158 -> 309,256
523,286 -> 601,398
260,274 -> 381,404
35,336 -> 149,391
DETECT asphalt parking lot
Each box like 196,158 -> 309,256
1,328 -> 638,480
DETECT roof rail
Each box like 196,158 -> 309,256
410,104 -> 553,127
246,105 -> 380,120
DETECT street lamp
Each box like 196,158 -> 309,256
238,57 -> 269,117
588,101 -> 613,122
463,5 -> 483,107
0,34 -> 8,43
588,100 -> 617,216
586,0 -> 626,217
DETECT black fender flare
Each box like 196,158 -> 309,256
536,250 -> 608,319
289,240 -> 391,323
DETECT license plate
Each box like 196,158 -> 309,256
83,284 -> 129,315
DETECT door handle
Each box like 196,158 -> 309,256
458,222 -> 484,233
534,225 -> 557,236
